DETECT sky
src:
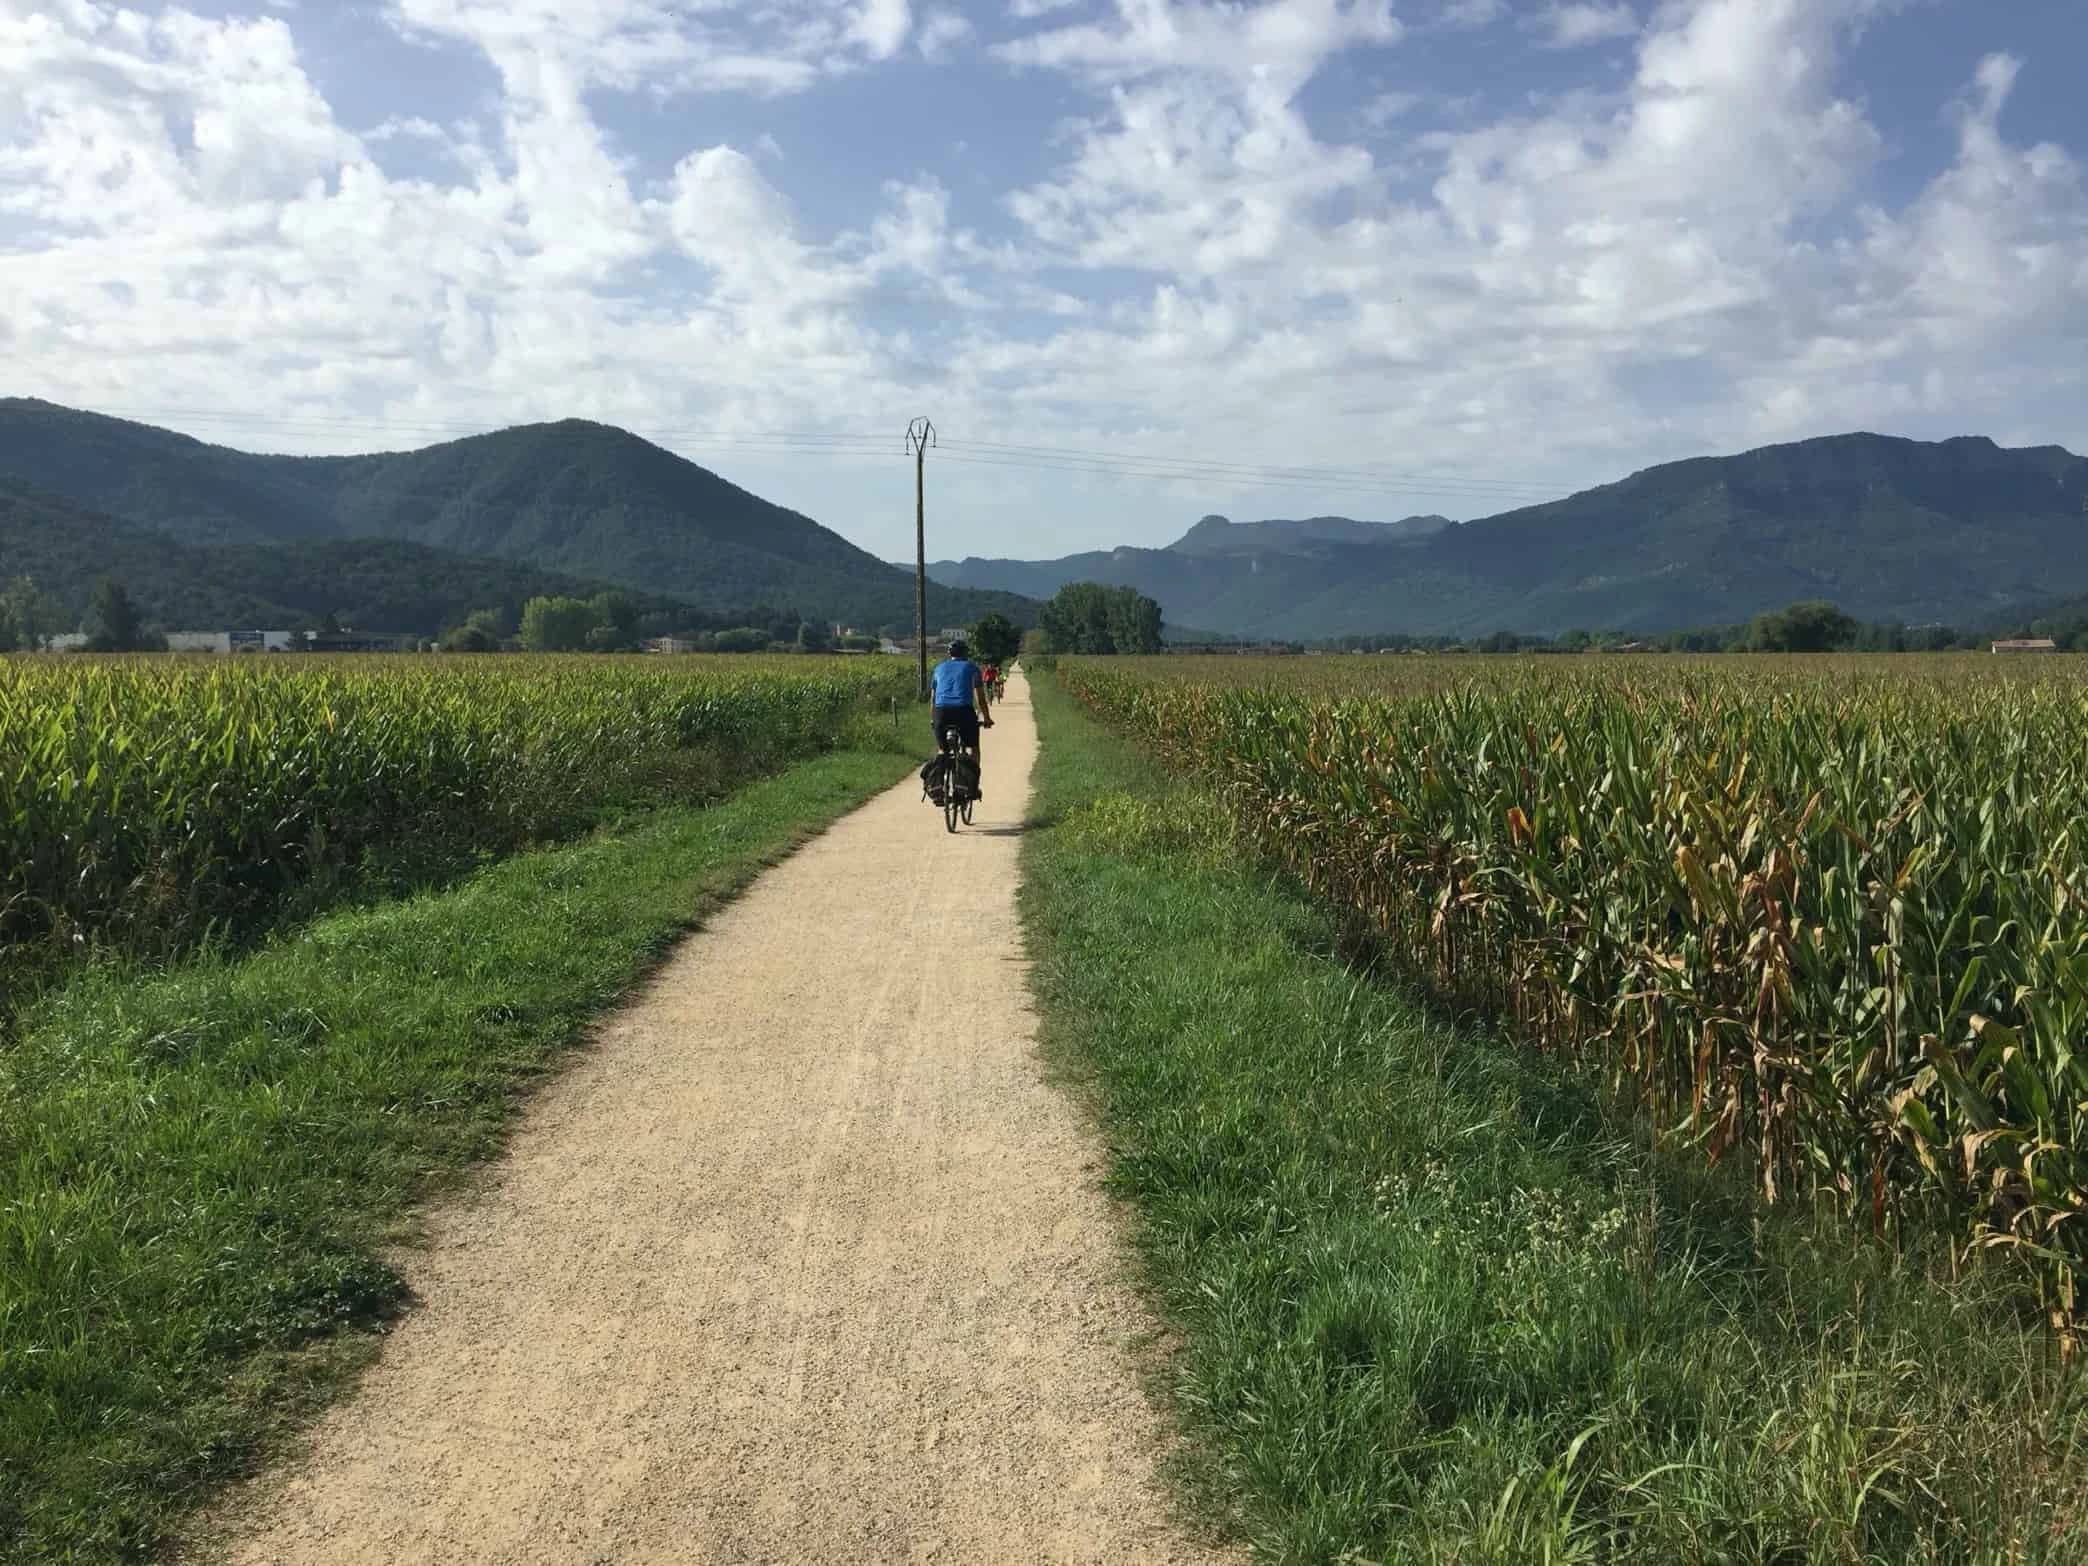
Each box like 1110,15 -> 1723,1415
2,0 -> 2085,563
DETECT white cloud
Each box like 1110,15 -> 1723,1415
995,0 -> 1399,276
998,0 -> 1402,96
1,0 -> 2084,560
1359,89 -> 1423,127
918,9 -> 974,59
383,0 -> 927,96
1539,3 -> 1637,48
849,0 -> 912,61
366,115 -> 446,143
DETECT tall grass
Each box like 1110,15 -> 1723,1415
1,654 -> 912,999
1059,655 -> 2088,1332
1023,671 -> 2088,1563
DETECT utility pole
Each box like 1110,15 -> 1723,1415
906,416 -> 935,702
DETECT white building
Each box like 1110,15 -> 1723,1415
167,630 -> 301,653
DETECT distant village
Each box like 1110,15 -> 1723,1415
37,624 -> 977,656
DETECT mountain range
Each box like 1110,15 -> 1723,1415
933,434 -> 2088,639
6,399 -> 2087,643
0,400 -> 1030,634
0,478 -> 703,634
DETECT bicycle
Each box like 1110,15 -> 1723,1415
936,723 -> 976,833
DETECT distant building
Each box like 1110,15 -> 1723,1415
166,632 -> 231,654
167,630 -> 300,654
644,637 -> 698,655
1992,638 -> 2059,654
306,630 -> 415,653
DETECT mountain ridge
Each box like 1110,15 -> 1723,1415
0,400 -> 1034,631
931,432 -> 2088,638
0,477 -> 703,635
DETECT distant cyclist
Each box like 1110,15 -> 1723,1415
931,638 -> 994,796
981,660 -> 1002,700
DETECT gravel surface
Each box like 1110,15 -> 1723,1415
215,672 -> 1227,1565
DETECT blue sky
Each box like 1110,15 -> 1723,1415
2,0 -> 2084,562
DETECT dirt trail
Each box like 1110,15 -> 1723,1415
219,671 -> 1225,1565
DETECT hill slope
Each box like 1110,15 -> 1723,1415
930,512 -> 1456,633
933,437 -> 2088,637
0,401 -> 1033,631
0,480 -> 694,634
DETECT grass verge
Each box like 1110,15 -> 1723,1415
0,743 -> 913,1564
1021,672 -> 2087,1564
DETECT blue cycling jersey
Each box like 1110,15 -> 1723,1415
931,657 -> 981,707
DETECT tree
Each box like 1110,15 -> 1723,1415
440,622 -> 500,653
969,611 -> 1021,666
0,575 -> 57,651
713,626 -> 769,653
85,578 -> 154,652
1747,599 -> 1857,653
1038,582 -> 1163,653
1020,627 -> 1052,659
795,620 -> 832,653
588,591 -> 644,636
518,595 -> 598,652
584,622 -> 634,652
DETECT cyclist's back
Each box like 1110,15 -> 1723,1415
930,639 -> 992,793
932,653 -> 979,710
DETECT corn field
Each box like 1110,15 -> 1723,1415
1,654 -> 911,995
1059,654 -> 2088,1331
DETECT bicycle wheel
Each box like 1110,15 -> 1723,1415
943,765 -> 960,833
960,798 -> 974,825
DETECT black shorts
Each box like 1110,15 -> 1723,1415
932,704 -> 979,749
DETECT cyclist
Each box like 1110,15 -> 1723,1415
981,660 -> 1002,700
931,637 -> 994,797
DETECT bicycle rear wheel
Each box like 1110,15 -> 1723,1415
943,762 -> 960,832
960,798 -> 974,825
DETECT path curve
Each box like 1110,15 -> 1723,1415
218,671 -> 1224,1565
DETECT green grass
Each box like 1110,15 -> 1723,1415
1021,673 -> 2088,1564
0,743 -> 913,1564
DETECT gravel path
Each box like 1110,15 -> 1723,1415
217,671 -> 1225,1565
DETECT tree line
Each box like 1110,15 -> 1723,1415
1305,598 -> 2088,656
443,593 -> 869,654
0,574 -> 888,657
1029,582 -> 1164,655
0,576 -> 162,652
